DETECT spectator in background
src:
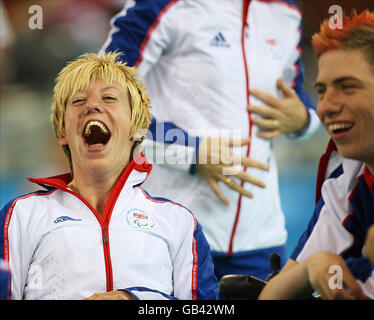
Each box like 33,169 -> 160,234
259,9 -> 374,300
101,0 -> 320,281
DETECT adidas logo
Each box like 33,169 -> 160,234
210,32 -> 230,47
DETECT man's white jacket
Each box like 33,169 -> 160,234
291,140 -> 374,298
102,0 -> 320,255
0,154 -> 219,300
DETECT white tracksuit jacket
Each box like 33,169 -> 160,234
291,140 -> 374,298
102,0 -> 320,255
0,154 -> 219,300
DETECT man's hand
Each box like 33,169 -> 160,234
84,290 -> 135,300
248,78 -> 309,139
365,224 -> 374,263
196,136 -> 268,206
305,252 -> 367,300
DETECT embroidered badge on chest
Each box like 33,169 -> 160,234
264,33 -> 284,60
126,208 -> 155,230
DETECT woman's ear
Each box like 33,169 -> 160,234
132,128 -> 147,142
58,136 -> 68,146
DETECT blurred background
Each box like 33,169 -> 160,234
0,0 -> 373,259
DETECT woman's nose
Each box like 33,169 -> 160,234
86,98 -> 103,114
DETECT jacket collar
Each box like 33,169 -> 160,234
28,152 -> 153,191
364,165 -> 374,195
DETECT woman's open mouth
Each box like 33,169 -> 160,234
82,120 -> 111,151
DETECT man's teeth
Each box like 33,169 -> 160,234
328,123 -> 353,132
85,121 -> 109,135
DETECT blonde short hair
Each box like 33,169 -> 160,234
51,51 -> 151,166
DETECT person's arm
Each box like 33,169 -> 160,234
100,0 -> 178,73
285,23 -> 320,140
258,258 -> 311,299
259,252 -> 367,300
140,120 -> 269,205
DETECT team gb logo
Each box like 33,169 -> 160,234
126,208 -> 155,229
264,33 -> 283,60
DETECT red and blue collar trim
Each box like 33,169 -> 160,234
28,152 -> 152,191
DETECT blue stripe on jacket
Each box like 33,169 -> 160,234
290,165 -> 344,260
342,175 -> 374,267
194,222 -> 220,299
105,0 -> 174,67
292,23 -> 315,112
148,118 -> 200,149
345,257 -> 374,283
147,117 -> 201,174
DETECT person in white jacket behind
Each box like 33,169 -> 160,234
0,52 -> 219,300
101,0 -> 320,281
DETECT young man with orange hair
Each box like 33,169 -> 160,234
259,10 -> 374,300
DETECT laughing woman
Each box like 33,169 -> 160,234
0,52 -> 219,300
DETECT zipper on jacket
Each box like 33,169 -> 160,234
28,154 -> 151,293
228,0 -> 252,256
102,225 -> 113,292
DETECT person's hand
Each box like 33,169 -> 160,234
248,78 -> 309,139
365,224 -> 374,263
84,290 -> 135,300
196,136 -> 268,206
305,252 -> 367,300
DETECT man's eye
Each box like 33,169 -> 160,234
315,86 -> 325,95
342,84 -> 356,91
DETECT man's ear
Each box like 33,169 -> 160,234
58,136 -> 68,146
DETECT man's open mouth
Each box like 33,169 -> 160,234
327,122 -> 354,134
82,120 -> 111,146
